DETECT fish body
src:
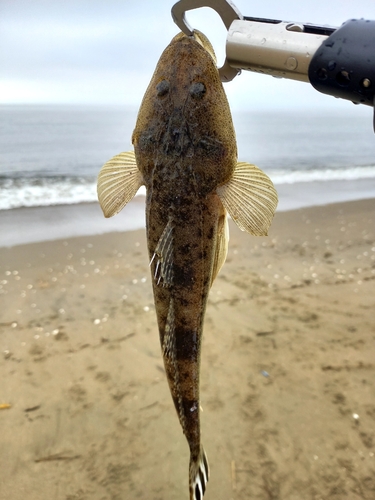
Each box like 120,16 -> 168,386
97,31 -> 278,500
133,34 -> 234,498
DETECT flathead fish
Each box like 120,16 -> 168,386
97,30 -> 278,500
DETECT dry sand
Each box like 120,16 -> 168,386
0,199 -> 374,500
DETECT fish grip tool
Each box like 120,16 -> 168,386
172,0 -> 244,82
172,0 -> 375,132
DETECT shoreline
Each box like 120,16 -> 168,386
1,197 -> 374,500
1,177 -> 375,248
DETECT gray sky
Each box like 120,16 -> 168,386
1,0 -> 375,111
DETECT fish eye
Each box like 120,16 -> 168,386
190,82 -> 206,99
156,80 -> 170,97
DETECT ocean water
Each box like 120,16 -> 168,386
1,104 -> 375,211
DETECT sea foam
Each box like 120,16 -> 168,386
1,165 -> 375,210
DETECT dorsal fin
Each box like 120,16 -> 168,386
150,218 -> 174,287
97,151 -> 144,218
217,162 -> 278,236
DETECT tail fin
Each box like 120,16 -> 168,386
189,446 -> 210,500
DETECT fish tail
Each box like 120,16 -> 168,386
189,446 -> 209,500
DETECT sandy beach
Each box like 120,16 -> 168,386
0,198 -> 374,500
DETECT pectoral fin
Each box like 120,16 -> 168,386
217,162 -> 278,236
211,213 -> 229,285
97,151 -> 143,218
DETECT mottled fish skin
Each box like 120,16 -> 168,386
97,30 -> 278,500
132,32 -> 232,500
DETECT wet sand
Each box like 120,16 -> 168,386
0,198 -> 374,500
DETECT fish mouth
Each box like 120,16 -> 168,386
171,30 -> 217,65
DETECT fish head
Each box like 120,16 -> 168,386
132,30 -> 237,194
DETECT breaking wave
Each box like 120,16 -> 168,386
1,165 -> 375,210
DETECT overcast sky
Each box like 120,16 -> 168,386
1,0 -> 375,112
